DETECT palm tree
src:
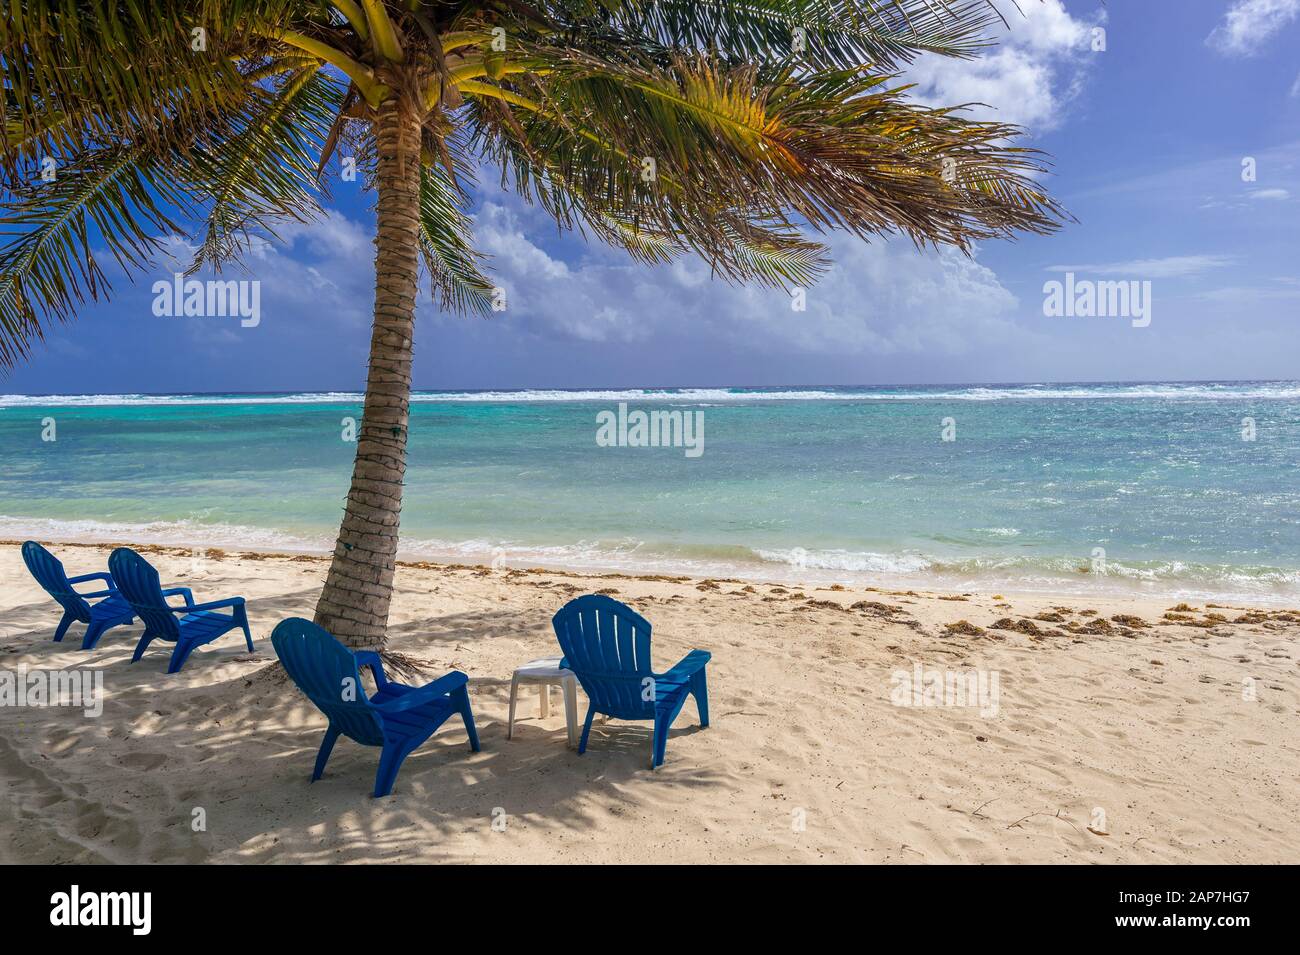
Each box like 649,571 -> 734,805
1,1 -> 1064,650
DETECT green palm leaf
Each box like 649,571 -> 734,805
187,67 -> 343,273
1,0 -> 1065,361
418,163 -> 495,316
579,0 -> 1004,68
0,142 -> 192,366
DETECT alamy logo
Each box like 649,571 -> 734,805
49,885 -> 151,935
890,663 -> 1000,717
0,666 -> 103,717
595,403 -> 704,458
1042,272 -> 1151,328
151,273 -> 261,327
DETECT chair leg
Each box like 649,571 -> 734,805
167,639 -> 197,674
80,619 -> 107,650
236,605 -> 254,652
562,677 -> 578,749
53,612 -> 74,644
652,713 -> 670,769
373,743 -> 409,798
455,685 -> 480,752
312,725 -> 341,781
538,682 -> 550,718
507,674 -> 520,741
130,632 -> 154,663
578,704 -> 597,755
691,668 -> 710,728
82,617 -> 126,651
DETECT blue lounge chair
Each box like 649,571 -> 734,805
271,617 -> 480,798
552,594 -> 710,768
21,540 -> 137,650
108,546 -> 253,673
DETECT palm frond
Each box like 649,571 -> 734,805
418,163 -> 495,316
462,46 -> 1064,283
0,1 -> 272,159
0,141 -> 192,367
565,0 -> 1007,69
187,67 -> 343,273
586,216 -> 684,267
0,0 -> 1067,369
709,219 -> 829,287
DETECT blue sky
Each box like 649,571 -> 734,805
6,0 -> 1299,394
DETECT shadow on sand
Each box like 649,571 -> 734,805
2,588 -> 726,863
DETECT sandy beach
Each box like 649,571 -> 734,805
1,539 -> 1296,864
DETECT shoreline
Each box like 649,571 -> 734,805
5,533 -> 1299,607
10,536 -> 1293,622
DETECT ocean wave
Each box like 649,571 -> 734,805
713,544 -> 1300,599
922,553 -> 1300,587
7,515 -> 1297,602
754,546 -> 935,574
3,381 -> 1299,407
0,515 -> 329,554
0,392 -> 363,408
890,383 -> 1300,402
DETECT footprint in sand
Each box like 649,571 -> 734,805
120,752 -> 168,772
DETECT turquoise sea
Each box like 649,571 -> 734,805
2,382 -> 1298,602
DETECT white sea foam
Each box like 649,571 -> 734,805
754,547 -> 936,574
0,516 -> 329,554
8,515 -> 1296,603
3,381 -> 1299,408
0,392 -> 361,408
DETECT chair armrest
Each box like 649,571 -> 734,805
181,595 -> 244,614
374,671 -> 469,714
162,587 -> 195,609
354,651 -> 389,689
79,589 -> 116,599
656,649 -> 711,682
69,572 -> 114,591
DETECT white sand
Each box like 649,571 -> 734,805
1,541 -> 1296,863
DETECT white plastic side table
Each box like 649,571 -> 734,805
507,657 -> 578,748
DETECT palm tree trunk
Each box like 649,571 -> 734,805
314,96 -> 422,649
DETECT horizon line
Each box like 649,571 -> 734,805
3,377 -> 1299,399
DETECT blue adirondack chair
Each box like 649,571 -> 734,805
271,617 -> 480,797
21,540 -> 138,650
552,594 -> 710,768
108,547 -> 253,673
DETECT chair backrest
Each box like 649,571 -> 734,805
552,595 -> 655,720
22,541 -> 92,623
271,618 -> 385,746
107,547 -> 181,641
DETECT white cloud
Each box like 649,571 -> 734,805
903,1 -> 1106,131
1290,70 -> 1300,96
148,211 -> 376,334
470,203 -> 640,343
460,195 -> 1022,357
1044,255 -> 1235,278
1196,284 -> 1300,303
775,234 -> 1022,355
1207,0 -> 1300,56
1248,187 -> 1291,200
275,213 -> 371,260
